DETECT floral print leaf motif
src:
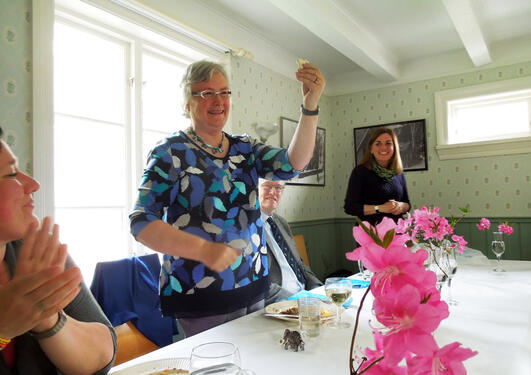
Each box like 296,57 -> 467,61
185,148 -> 197,165
181,175 -> 189,192
233,181 -> 246,194
230,254 -> 243,270
170,275 -> 183,293
238,210 -> 248,231
248,189 -> 257,209
262,149 -> 280,161
177,195 -> 189,208
186,166 -> 203,174
204,197 -> 214,219
189,175 -> 206,207
254,251 -> 262,274
208,180 -> 222,193
230,155 -> 246,164
259,245 -> 267,254
153,182 -> 170,194
196,276 -> 216,289
172,155 -> 181,169
154,166 -> 169,179
213,197 -> 227,212
174,214 -> 190,228
251,233 -> 261,247
220,269 -> 235,291
222,175 -> 231,192
227,207 -> 239,219
186,289 -> 195,295
237,277 -> 250,287
203,222 -> 222,234
228,238 -> 247,251
192,263 -> 205,284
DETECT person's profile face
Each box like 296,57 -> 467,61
0,141 -> 40,243
258,180 -> 284,216
186,72 -> 230,133
370,133 -> 394,167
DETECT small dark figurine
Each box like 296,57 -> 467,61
279,329 -> 305,352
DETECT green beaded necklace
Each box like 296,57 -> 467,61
187,128 -> 224,154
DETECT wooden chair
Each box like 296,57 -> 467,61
293,234 -> 310,267
114,321 -> 159,365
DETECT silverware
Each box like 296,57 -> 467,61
263,313 -> 298,319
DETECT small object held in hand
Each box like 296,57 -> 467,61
279,329 -> 305,352
296,58 -> 309,69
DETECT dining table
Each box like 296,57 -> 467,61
110,253 -> 531,374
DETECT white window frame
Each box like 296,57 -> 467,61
32,0 -> 230,247
434,76 -> 531,160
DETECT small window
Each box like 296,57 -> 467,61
435,77 -> 531,160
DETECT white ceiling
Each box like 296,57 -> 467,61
139,0 -> 531,95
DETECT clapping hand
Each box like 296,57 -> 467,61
0,217 -> 82,338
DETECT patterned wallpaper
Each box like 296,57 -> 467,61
2,0 -> 530,221
331,61 -> 531,219
0,0 -> 32,175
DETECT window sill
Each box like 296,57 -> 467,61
436,136 -> 531,160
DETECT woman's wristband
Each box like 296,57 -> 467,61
28,310 -> 67,340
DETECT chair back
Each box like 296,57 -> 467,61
293,234 -> 310,266
114,321 -> 158,365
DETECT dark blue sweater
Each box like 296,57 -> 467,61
344,165 -> 410,226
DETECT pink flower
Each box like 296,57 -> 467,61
406,342 -> 478,375
476,218 -> 490,231
357,332 -> 408,375
498,223 -> 514,235
352,217 -> 409,248
451,235 -> 467,254
373,284 -> 445,365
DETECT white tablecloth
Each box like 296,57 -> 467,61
110,259 -> 531,375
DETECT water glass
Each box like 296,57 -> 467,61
357,260 -> 373,280
190,342 -> 254,375
297,297 -> 321,337
491,231 -> 506,272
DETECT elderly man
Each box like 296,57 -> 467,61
258,179 -> 323,305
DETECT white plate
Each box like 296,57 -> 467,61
264,300 -> 335,322
111,358 -> 190,375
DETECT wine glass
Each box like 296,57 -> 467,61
491,231 -> 506,272
190,342 -> 254,375
428,246 -> 449,292
443,243 -> 458,305
357,260 -> 373,280
324,277 -> 352,329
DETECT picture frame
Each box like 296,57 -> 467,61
280,116 -> 326,186
353,119 -> 428,172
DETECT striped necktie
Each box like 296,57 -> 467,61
267,217 -> 306,285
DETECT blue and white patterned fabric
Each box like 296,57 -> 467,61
130,131 -> 298,318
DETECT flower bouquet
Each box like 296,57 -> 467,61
345,217 -> 477,374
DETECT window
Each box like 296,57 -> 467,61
434,76 -> 531,160
33,1 -> 227,283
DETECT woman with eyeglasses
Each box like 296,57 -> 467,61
130,59 -> 325,336
0,127 -> 116,374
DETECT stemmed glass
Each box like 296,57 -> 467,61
324,277 -> 352,329
491,231 -> 506,272
357,260 -> 373,280
190,342 -> 254,375
443,243 -> 458,305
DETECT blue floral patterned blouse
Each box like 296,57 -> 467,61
130,131 -> 298,318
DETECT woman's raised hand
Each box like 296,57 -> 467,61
296,62 -> 325,110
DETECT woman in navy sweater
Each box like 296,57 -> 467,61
344,128 -> 410,226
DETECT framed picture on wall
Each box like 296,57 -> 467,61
353,119 -> 428,172
280,116 -> 326,186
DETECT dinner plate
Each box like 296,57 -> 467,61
264,300 -> 335,322
111,358 -> 190,375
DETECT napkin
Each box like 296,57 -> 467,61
286,290 -> 355,308
346,279 -> 371,288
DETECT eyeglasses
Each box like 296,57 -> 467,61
191,90 -> 232,100
261,184 -> 285,193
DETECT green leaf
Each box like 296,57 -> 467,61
382,229 -> 395,249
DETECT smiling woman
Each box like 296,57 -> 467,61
129,59 -> 326,337
0,127 -> 116,374
344,127 -> 411,226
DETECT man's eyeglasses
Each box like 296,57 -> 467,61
261,184 -> 285,193
191,90 -> 232,100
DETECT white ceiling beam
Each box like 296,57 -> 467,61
268,0 -> 399,82
442,0 -> 492,66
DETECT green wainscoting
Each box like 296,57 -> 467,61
290,217 -> 531,280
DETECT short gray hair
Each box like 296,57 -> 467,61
181,60 -> 229,118
258,178 -> 286,187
